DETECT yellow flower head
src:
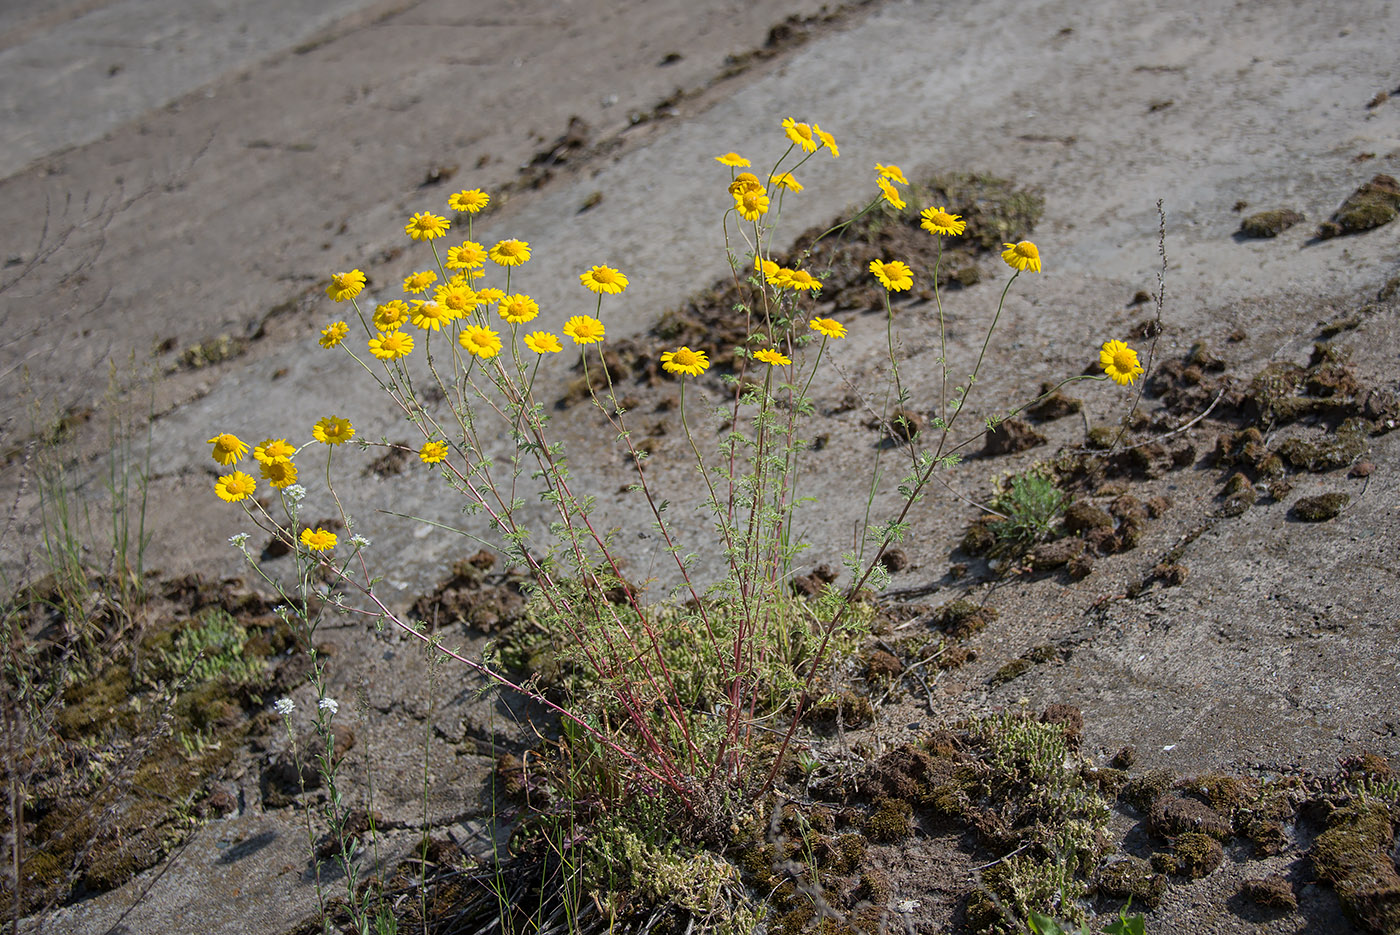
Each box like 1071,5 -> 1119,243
215,471 -> 256,503
326,269 -> 366,302
436,281 -> 480,315
1100,340 -> 1145,386
753,348 -> 791,366
369,330 -> 415,360
783,269 -> 822,292
563,315 -> 605,345
459,325 -> 502,359
405,211 -> 450,241
312,415 -> 355,446
755,257 -> 780,280
727,172 -> 763,199
769,172 -> 803,193
446,241 -> 487,270
208,433 -> 249,466
419,440 -> 449,464
875,164 -> 908,185
736,190 -> 770,221
660,346 -> 710,377
809,317 -> 847,339
580,265 -> 629,295
319,321 -> 349,348
498,293 -> 540,324
403,270 -> 438,294
300,527 -> 337,553
870,258 -> 914,292
814,124 -> 839,157
877,177 -> 906,211
1001,241 -> 1041,273
768,266 -> 794,288
448,189 -> 489,214
524,331 -> 563,354
409,300 -> 455,332
254,438 -> 297,464
782,118 -> 820,153
259,458 -> 298,489
373,299 -> 411,331
488,239 -> 531,267
920,206 -> 966,237
715,152 -> 751,167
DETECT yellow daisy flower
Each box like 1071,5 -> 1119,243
782,118 -> 820,153
208,433 -> 249,465
736,190 -> 770,221
435,281 -> 480,315
254,438 -> 297,464
870,259 -> 914,292
259,458 -> 298,489
715,152 -> 751,167
405,211 -> 450,241
769,172 -> 803,193
373,300 -> 411,331
660,346 -> 709,377
498,293 -> 540,324
768,267 -> 794,288
319,321 -> 349,348
580,265 -> 629,295
300,527 -> 337,552
475,287 -> 505,306
809,317 -> 847,339
419,440 -> 449,464
753,348 -> 791,366
459,325 -> 502,359
563,315 -> 605,345
446,241 -> 487,270
488,239 -> 531,267
727,172 -> 763,199
369,330 -> 414,360
524,331 -> 563,354
403,270 -> 438,294
326,269 -> 366,302
1001,241 -> 1041,273
1100,340 -> 1145,386
783,269 -> 822,292
448,189 -> 489,213
215,471 -> 256,503
920,206 -> 966,237
312,416 -> 355,446
875,164 -> 908,185
814,124 -> 838,157
877,177 -> 906,211
409,300 -> 455,332
755,257 -> 780,280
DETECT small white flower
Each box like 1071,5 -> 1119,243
228,532 -> 250,548
318,697 -> 339,716
274,697 -> 295,716
284,484 -> 307,502
350,534 -> 370,548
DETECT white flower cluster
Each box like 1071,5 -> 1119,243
318,697 -> 339,716
274,697 -> 295,716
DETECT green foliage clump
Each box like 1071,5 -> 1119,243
989,469 -> 1067,549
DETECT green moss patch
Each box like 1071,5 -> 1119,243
1318,174 -> 1400,238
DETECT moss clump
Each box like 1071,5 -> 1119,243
864,796 -> 913,842
1240,874 -> 1298,910
935,599 -> 998,639
991,658 -> 1033,686
967,855 -> 1088,935
1309,802 -> 1400,932
1120,768 -> 1175,813
1239,209 -> 1303,238
1318,174 -> 1400,238
1095,856 -> 1166,909
1152,832 -> 1223,878
1277,418 -> 1370,473
807,690 -> 875,727
1149,793 -> 1232,840
1063,501 -> 1113,534
1291,492 -> 1350,521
